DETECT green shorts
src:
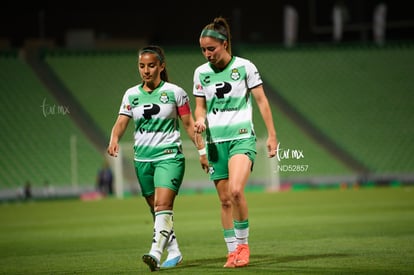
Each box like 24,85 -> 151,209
134,153 -> 185,197
207,137 -> 257,181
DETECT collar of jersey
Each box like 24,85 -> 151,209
139,80 -> 165,94
209,56 -> 235,73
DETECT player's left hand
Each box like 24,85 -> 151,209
199,155 -> 209,173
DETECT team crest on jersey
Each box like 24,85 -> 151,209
159,92 -> 169,103
230,68 -> 240,81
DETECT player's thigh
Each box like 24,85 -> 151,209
135,161 -> 155,197
153,154 -> 185,193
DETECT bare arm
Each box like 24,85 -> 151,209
180,112 -> 209,173
107,114 -> 130,157
180,113 -> 203,149
252,85 -> 278,158
194,96 -> 207,133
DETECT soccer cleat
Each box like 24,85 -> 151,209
142,253 -> 160,272
234,244 -> 250,267
223,251 -> 237,268
161,255 -> 183,268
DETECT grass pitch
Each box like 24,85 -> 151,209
1,186 -> 413,274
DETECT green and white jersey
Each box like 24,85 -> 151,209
193,56 -> 262,143
119,81 -> 190,162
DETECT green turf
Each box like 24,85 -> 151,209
1,187 -> 413,274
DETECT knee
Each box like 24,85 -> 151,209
229,188 -> 243,203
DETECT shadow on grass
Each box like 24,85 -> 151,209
159,253 -> 350,272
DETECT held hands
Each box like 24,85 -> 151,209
194,120 -> 206,134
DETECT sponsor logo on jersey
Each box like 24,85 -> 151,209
164,149 -> 175,154
196,83 -> 203,91
132,97 -> 139,106
202,75 -> 211,84
239,128 -> 248,134
142,104 -> 161,119
212,107 -> 239,115
215,82 -> 232,98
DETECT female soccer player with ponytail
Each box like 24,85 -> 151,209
193,17 -> 278,268
108,45 -> 208,271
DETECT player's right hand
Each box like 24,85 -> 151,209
107,143 -> 119,157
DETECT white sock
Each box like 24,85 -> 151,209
223,228 -> 237,253
166,229 -> 181,259
234,220 -> 249,245
149,210 -> 173,261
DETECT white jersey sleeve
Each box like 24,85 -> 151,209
118,85 -> 138,117
192,56 -> 262,143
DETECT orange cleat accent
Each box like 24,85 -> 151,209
223,251 -> 237,268
234,244 -> 250,267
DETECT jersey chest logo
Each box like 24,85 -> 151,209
142,104 -> 161,119
215,82 -> 232,98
